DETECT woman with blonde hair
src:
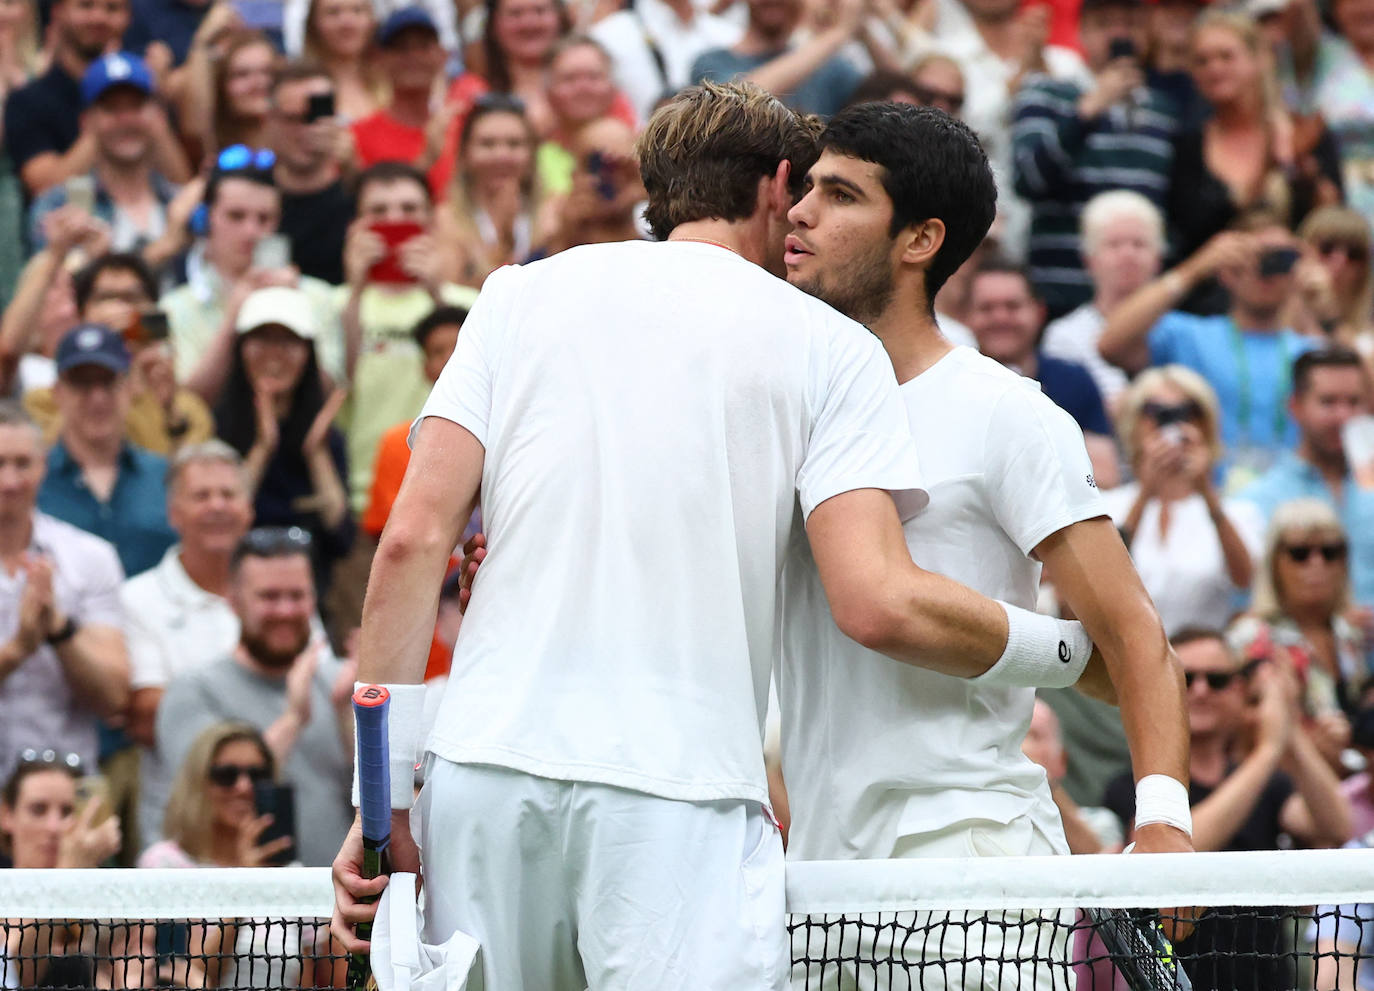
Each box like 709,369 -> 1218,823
137,722 -> 343,988
1295,206 -> 1374,352
301,0 -> 387,121
1166,9 -> 1343,313
1230,499 -> 1372,764
1103,364 -> 1264,634
438,94 -> 559,287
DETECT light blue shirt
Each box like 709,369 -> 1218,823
1148,313 -> 1316,480
1239,452 -> 1374,606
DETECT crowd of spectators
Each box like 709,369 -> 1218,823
0,0 -> 1371,985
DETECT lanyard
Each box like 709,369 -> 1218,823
1227,319 -> 1293,446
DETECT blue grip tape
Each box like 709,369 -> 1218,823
353,687 -> 392,844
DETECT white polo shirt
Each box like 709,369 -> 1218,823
780,347 -> 1106,859
122,546 -> 240,691
418,240 -> 925,806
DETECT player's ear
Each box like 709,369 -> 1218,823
765,161 -> 792,219
899,219 -> 946,269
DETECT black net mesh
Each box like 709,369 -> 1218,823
3,898 -> 1371,989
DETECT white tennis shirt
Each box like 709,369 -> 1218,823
417,240 -> 926,806
780,347 -> 1107,859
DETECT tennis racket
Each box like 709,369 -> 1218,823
1085,907 -> 1192,991
348,685 -> 393,991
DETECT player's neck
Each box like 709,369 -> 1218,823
668,220 -> 765,268
868,301 -> 953,386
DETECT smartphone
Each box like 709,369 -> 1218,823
586,151 -> 617,202
1344,414 -> 1374,490
124,308 -> 170,346
1258,246 -> 1301,277
65,174 -> 96,215
1108,37 -> 1137,61
252,232 -> 292,271
367,221 -> 424,284
306,91 -> 335,123
74,774 -> 113,827
252,781 -> 297,867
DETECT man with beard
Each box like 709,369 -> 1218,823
3,0 -> 188,198
778,102 -> 1190,987
28,53 -> 180,261
155,526 -> 353,866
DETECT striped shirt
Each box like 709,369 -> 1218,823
1012,76 -> 1177,317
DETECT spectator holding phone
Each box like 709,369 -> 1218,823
538,34 -> 619,196
550,115 -> 645,251
1012,0 -> 1176,321
27,53 -> 183,264
437,95 -> 557,286
159,147 -> 342,398
1105,365 -> 1264,635
153,528 -> 353,868
1099,211 -> 1321,490
267,60 -> 354,285
20,253 -> 214,456
296,0 -> 385,121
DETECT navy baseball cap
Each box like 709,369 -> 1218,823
377,7 -> 439,46
56,324 -> 132,375
82,52 -> 153,107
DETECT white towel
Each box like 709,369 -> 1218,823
370,873 -> 482,991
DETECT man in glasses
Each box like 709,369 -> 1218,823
1102,627 -> 1350,990
1240,348 -> 1374,609
155,526 -> 353,867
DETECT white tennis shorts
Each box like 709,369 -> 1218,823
789,815 -> 1075,991
417,759 -> 788,991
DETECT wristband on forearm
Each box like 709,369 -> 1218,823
350,681 -> 425,810
1134,774 -> 1193,836
973,603 -> 1093,689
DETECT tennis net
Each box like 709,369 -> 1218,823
1,849 -> 1370,989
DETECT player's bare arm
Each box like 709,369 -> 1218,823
330,415 -> 485,953
1035,517 -> 1193,854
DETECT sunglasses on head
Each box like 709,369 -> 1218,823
207,763 -> 270,787
1143,399 -> 1203,427
216,144 -> 277,174
1282,541 -> 1348,564
239,525 -> 313,555
1316,240 -> 1369,263
474,93 -> 527,114
17,747 -> 84,775
911,83 -> 964,114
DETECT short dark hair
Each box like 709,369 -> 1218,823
637,81 -> 822,240
271,58 -> 332,101
231,526 -> 313,575
353,160 -> 432,209
205,167 -> 276,210
412,305 -> 469,347
1293,347 -> 1366,396
72,253 -> 157,312
1169,626 -> 1230,654
970,254 -> 1039,300
820,102 -> 996,305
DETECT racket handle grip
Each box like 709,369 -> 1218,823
353,685 -> 392,843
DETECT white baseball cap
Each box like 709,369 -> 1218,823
235,286 -> 318,340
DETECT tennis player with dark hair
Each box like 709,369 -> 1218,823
330,82 -> 1112,991
778,101 -> 1193,988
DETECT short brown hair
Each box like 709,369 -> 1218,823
637,81 -> 822,240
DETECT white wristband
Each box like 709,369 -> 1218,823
1134,774 -> 1193,837
350,682 -> 426,811
973,603 -> 1093,689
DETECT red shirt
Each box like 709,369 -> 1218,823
351,109 -> 459,202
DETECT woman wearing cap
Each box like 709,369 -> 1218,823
213,285 -> 352,600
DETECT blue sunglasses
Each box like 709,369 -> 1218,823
216,144 -> 276,173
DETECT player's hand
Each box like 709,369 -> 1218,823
330,811 -> 421,954
1130,823 -> 1201,944
457,532 -> 487,614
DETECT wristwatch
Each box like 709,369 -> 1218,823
46,616 -> 78,646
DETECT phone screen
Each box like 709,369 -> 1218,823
252,233 -> 292,271
65,175 -> 96,215
306,91 -> 335,123
253,781 -> 297,867
367,222 -> 424,284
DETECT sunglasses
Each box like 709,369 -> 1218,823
474,93 -> 527,114
1184,670 -> 1241,691
1316,240 -> 1369,263
208,763 -> 270,787
1282,542 -> 1348,564
1143,399 -> 1203,427
239,525 -> 313,555
912,83 -> 964,114
18,747 -> 84,775
216,144 -> 277,174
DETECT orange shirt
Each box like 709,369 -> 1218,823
362,421 -> 411,539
